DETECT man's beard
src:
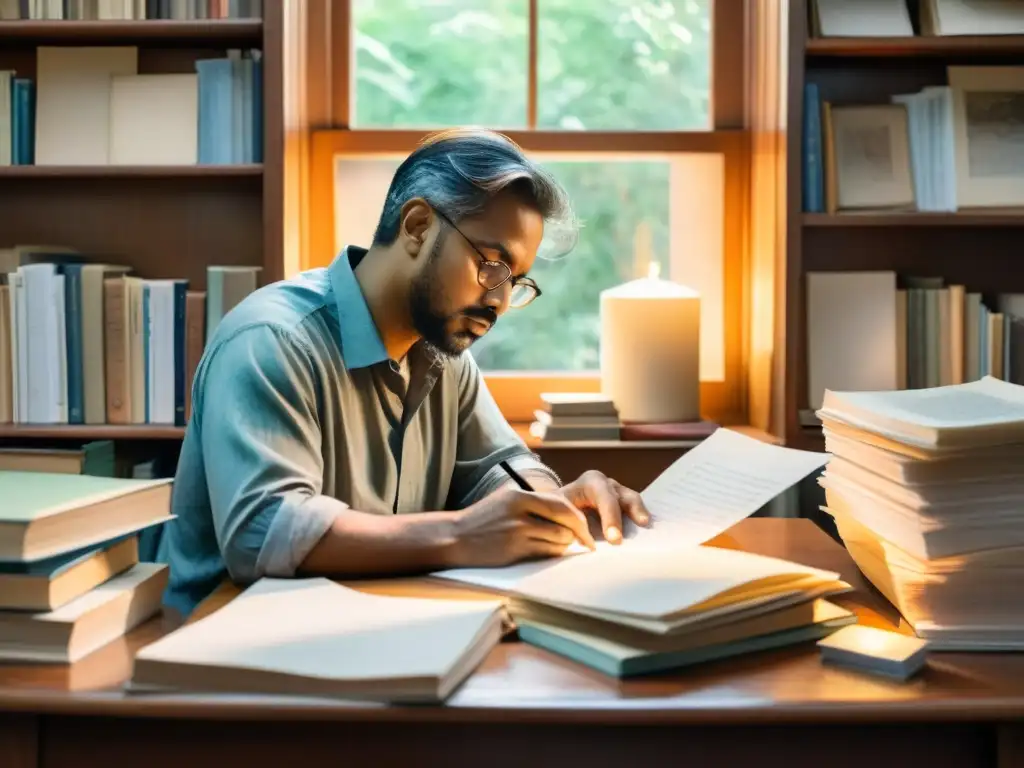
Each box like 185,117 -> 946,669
409,240 -> 496,358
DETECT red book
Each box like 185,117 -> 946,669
619,420 -> 719,441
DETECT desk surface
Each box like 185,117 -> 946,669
1,519 -> 1023,726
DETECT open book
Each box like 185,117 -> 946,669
129,578 -> 506,703
432,428 -> 831,591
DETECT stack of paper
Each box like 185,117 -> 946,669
130,578 -> 506,703
432,429 -> 855,676
817,376 -> 1024,650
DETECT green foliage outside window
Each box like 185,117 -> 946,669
354,0 -> 710,371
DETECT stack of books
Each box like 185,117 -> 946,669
817,376 -> 1024,649
529,392 -> 620,442
505,545 -> 855,677
0,470 -> 173,663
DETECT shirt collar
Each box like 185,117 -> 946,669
328,245 -> 390,370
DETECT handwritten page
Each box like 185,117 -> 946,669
623,428 -> 830,547
431,429 -> 830,591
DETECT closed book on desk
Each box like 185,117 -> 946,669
130,577 -> 506,703
0,562 -> 167,663
0,471 -> 173,562
0,535 -> 138,611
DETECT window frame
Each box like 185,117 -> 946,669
311,0 -> 750,427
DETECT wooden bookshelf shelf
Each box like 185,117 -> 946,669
803,212 -> 1024,227
805,35 -> 1024,57
0,164 -> 263,178
0,425 -> 185,440
0,19 -> 262,46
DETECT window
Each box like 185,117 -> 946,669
313,0 -> 747,424
352,0 -> 711,131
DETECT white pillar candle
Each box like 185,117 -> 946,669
599,262 -> 701,423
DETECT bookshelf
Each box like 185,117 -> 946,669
0,4 -> 294,442
781,0 -> 1024,452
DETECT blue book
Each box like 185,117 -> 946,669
172,281 -> 188,426
63,264 -> 85,424
802,83 -> 824,213
195,58 -> 234,164
252,53 -> 263,163
11,78 -> 34,166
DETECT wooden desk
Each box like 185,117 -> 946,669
2,519 -> 1023,768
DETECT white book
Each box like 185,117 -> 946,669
35,47 -> 138,166
814,0 -> 914,36
109,74 -> 199,165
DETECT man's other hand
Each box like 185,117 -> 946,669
557,470 -> 650,545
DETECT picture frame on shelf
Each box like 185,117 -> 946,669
829,103 -> 916,211
948,65 -> 1024,208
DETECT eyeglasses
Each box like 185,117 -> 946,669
433,208 -> 541,309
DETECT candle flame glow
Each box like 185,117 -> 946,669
647,261 -> 660,280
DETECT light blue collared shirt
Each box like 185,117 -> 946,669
156,246 -> 559,616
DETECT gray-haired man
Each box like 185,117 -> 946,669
159,127 -> 650,616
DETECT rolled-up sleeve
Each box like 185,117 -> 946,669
198,324 -> 346,582
447,353 -> 561,508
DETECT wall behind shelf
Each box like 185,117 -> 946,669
0,175 -> 263,291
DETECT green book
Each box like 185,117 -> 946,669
0,471 -> 173,563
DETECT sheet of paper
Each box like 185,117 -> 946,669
624,428 -> 830,547
432,429 -> 830,591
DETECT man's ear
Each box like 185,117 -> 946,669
399,198 -> 434,258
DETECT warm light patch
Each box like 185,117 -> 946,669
648,261 -> 661,280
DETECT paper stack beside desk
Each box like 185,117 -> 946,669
817,376 -> 1024,650
0,471 -> 173,662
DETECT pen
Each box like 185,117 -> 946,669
499,460 -> 535,492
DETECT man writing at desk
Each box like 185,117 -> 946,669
159,128 -> 650,616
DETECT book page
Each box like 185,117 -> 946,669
624,428 -> 830,548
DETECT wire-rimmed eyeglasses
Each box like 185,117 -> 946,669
433,208 -> 541,309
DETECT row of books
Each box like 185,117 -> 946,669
0,244 -> 260,426
817,376 -> 1024,650
805,271 -> 1023,414
1,0 -> 262,20
0,47 -> 262,167
810,0 -> 1024,37
802,64 -> 1024,214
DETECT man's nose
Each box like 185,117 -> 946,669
482,281 -> 511,313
